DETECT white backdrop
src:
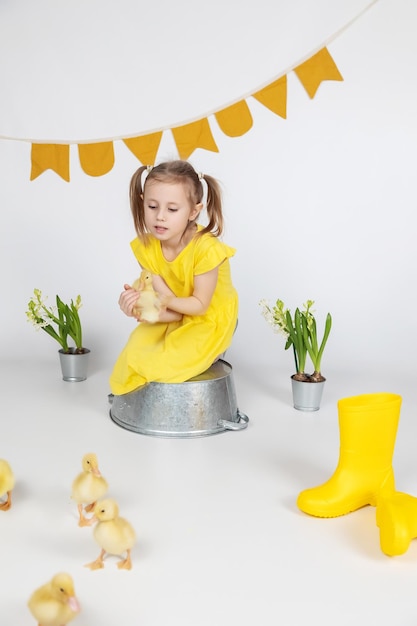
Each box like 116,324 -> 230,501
0,0 -> 376,139
1,0 -> 416,389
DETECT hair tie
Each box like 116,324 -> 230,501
198,172 -> 204,180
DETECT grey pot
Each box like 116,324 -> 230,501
291,375 -> 326,411
58,348 -> 90,382
109,359 -> 249,438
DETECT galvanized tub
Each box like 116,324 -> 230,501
109,359 -> 249,438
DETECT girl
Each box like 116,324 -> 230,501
109,160 -> 238,396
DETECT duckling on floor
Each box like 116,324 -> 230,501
71,453 -> 108,526
27,572 -> 81,626
85,498 -> 136,570
0,458 -> 15,511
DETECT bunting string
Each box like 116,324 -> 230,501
0,0 -> 381,181
25,47 -> 343,181
4,47 -> 343,182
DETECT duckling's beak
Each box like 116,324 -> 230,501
92,468 -> 102,477
68,596 -> 81,612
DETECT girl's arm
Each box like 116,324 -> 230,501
156,267 -> 219,317
119,264 -> 219,322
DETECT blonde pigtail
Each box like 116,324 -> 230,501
130,165 -> 148,240
200,174 -> 224,238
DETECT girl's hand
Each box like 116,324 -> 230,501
118,284 -> 140,318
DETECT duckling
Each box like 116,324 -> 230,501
85,498 -> 136,570
132,269 -> 161,323
28,572 -> 81,626
0,458 -> 15,511
71,453 -> 108,527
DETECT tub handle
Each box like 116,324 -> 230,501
218,409 -> 249,431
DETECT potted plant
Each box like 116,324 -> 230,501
26,288 -> 90,381
259,298 -> 332,410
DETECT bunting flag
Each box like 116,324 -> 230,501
123,132 -> 163,165
252,75 -> 287,118
214,100 -> 254,137
171,118 -> 219,160
294,47 -> 343,98
78,141 -> 115,177
30,143 -> 70,182
28,46 -> 343,182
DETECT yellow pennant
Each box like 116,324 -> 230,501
294,47 -> 343,98
252,75 -> 287,119
30,143 -> 70,182
123,132 -> 163,165
78,141 -> 115,176
171,118 -> 219,159
215,100 -> 253,137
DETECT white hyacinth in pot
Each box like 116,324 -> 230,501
26,289 -> 90,381
259,298 -> 332,410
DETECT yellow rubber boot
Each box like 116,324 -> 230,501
297,393 -> 402,518
376,491 -> 417,556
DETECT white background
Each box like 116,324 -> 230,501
2,0 -> 415,380
2,1 -> 417,624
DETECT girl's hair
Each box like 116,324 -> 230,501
129,160 -> 224,242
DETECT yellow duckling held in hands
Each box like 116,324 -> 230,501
71,453 -> 108,526
0,458 -> 15,511
85,498 -> 136,570
132,269 -> 161,323
27,572 -> 81,626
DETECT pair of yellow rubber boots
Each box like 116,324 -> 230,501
297,393 -> 417,556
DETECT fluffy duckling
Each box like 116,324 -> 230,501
28,572 -> 81,626
85,498 -> 136,570
0,458 -> 15,511
132,269 -> 161,323
71,453 -> 108,526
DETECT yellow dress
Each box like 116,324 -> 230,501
109,229 -> 238,395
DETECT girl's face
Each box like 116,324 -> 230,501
143,180 -> 202,247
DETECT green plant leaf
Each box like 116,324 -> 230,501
26,289 -> 84,352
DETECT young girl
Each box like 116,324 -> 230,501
109,160 -> 238,396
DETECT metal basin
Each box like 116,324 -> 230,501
109,359 -> 249,438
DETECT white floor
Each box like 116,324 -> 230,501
3,355 -> 417,625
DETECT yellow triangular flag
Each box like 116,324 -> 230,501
215,100 -> 253,137
78,141 -> 115,177
123,132 -> 163,165
171,118 -> 219,159
252,75 -> 287,119
294,47 -> 343,99
30,143 -> 70,182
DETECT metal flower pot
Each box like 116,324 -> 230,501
291,375 -> 326,411
58,348 -> 90,382
109,359 -> 249,438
